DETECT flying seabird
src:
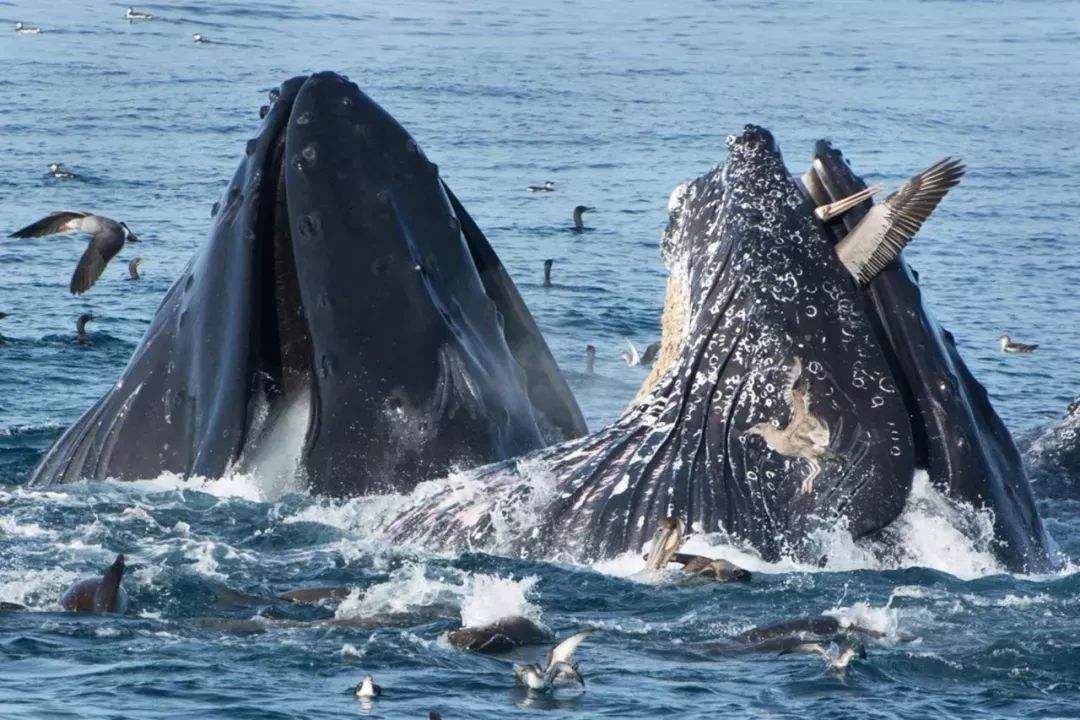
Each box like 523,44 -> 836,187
128,256 -> 142,280
1000,334 -> 1037,354
816,158 -> 965,285
9,211 -> 140,294
528,181 -> 556,193
48,163 -> 79,180
354,674 -> 381,698
513,630 -> 592,692
126,7 -> 153,20
15,22 -> 42,34
585,345 -> 596,374
746,356 -> 833,494
76,313 -> 94,345
543,258 -> 553,287
572,205 -> 593,231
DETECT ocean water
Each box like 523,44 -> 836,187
2,1 -> 1079,718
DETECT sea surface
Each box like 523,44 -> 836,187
2,1 -> 1080,718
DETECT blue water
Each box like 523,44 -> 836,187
2,1 -> 1080,718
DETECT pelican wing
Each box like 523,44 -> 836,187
546,629 -> 593,668
9,211 -> 87,238
838,158 -> 965,285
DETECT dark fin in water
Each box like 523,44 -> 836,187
93,554 -> 126,613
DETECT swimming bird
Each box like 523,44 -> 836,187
14,22 -> 42,34
9,211 -> 140,294
128,256 -> 142,280
585,345 -> 596,374
192,33 -> 208,43
354,675 -> 381,698
818,158 -> 965,285
644,517 -> 752,581
1000,334 -> 1037,353
513,630 -> 592,692
543,258 -> 554,287
779,640 -> 867,673
125,7 -> 153,20
745,357 -> 832,494
572,205 -> 593,231
528,181 -> 556,193
76,313 -> 94,345
48,163 -> 79,180
622,339 -> 641,366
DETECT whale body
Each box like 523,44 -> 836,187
379,126 -> 1052,573
29,72 -> 586,496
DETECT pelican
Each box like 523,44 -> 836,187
572,205 -> 592,231
528,181 -> 555,192
1000,334 -> 1037,353
644,517 -> 752,581
9,212 -> 140,294
816,158 -> 965,285
746,357 -> 832,494
513,630 -> 592,692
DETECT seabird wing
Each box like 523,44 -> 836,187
9,211 -> 88,238
837,158 -> 965,285
71,224 -> 125,294
546,629 -> 593,668
625,339 -> 641,366
545,661 -> 584,687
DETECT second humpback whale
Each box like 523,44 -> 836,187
379,125 -> 1052,573
29,72 -> 586,496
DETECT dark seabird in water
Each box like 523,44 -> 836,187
48,162 -> 79,180
126,7 -> 153,20
572,205 -> 593,231
9,211 -> 140,294
128,256 -> 142,280
76,313 -> 94,345
513,630 -> 592,692
528,181 -> 555,192
1000,334 -> 1037,353
543,258 -> 553,287
811,157 -> 965,285
585,344 -> 596,374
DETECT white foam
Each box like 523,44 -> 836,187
459,573 -> 540,626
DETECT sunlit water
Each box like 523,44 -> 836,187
2,1 -> 1079,718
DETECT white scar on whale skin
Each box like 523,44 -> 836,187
745,356 -> 832,494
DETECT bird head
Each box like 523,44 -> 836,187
121,223 -> 140,243
574,205 -> 592,216
644,517 -> 684,570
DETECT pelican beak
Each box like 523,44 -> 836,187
814,184 -> 883,222
644,517 -> 684,570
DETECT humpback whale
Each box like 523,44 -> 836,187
29,72 -> 586,496
380,125 -> 1051,573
